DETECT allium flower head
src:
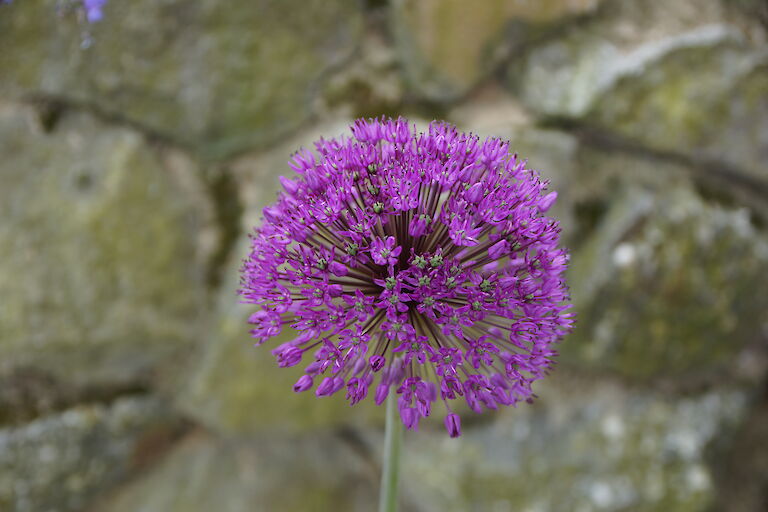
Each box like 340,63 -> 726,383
240,118 -> 573,437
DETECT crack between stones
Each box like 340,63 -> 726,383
538,115 -> 768,226
203,166 -> 244,291
710,371 -> 768,511
17,92 -> 246,294
17,91 -> 310,164
20,92 -> 188,152
0,368 -> 155,428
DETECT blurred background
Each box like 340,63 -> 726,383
1,0 -> 767,511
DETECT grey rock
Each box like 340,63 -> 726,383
390,0 -> 605,101
507,0 -> 743,116
319,33 -> 405,119
97,431 -> 377,512
507,0 -> 768,181
513,23 -> 745,118
0,103 -> 207,396
563,177 -> 768,380
0,0 -> 363,159
590,41 -> 768,184
0,397 -> 180,512
401,379 -> 749,512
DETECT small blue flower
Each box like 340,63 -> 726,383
83,0 -> 107,23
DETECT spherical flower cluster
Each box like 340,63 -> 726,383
240,118 -> 573,437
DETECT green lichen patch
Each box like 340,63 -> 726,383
97,432 -> 375,512
0,0 -> 363,160
402,380 -> 747,512
0,104 -> 206,391
563,183 -> 768,380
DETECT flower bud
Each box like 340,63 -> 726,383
315,377 -> 336,397
329,261 -> 348,276
374,383 -> 389,405
465,182 -> 484,203
293,374 -> 313,392
539,191 -> 558,212
369,355 -> 386,372
399,406 -> 419,430
263,205 -> 282,223
279,175 -> 299,196
444,413 -> 461,438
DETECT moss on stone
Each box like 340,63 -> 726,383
0,397 -> 178,512
0,105 -> 206,389
0,0 -> 363,160
98,432 -> 375,512
392,0 -> 604,101
562,183 -> 768,380
401,381 -> 746,511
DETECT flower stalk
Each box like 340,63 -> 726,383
379,390 -> 403,512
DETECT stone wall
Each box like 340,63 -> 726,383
1,1 -> 767,511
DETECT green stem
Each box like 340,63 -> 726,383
378,390 -> 403,512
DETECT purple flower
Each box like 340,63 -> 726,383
369,355 -> 386,372
293,375 -> 314,392
393,336 -> 435,365
445,413 -> 461,438
240,118 -> 573,437
431,346 -> 463,376
82,0 -> 107,23
272,343 -> 304,368
0,0 -> 107,23
316,376 -> 345,397
370,236 -> 402,266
